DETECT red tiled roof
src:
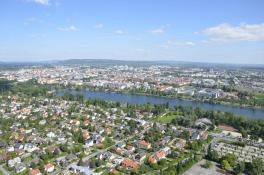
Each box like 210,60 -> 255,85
121,159 -> 139,169
30,168 -> 41,175
126,145 -> 134,150
110,169 -> 120,174
148,156 -> 157,164
82,130 -> 90,139
155,150 -> 166,160
139,140 -> 151,147
44,163 -> 54,169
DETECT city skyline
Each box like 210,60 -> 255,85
1,0 -> 264,64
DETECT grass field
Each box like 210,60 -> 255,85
154,113 -> 180,123
255,93 -> 264,99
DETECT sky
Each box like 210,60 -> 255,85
0,0 -> 264,64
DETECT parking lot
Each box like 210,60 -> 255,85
183,159 -> 224,175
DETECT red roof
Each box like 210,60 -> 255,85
82,130 -> 90,139
105,128 -> 111,133
44,163 -> 54,169
148,155 -> 157,164
139,140 -> 151,147
155,150 -> 166,159
110,169 -> 121,174
126,145 -> 134,150
83,120 -> 90,125
121,159 -> 139,169
30,169 -> 41,175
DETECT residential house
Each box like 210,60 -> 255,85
30,168 -> 42,175
14,163 -> 26,173
121,159 -> 139,170
126,145 -> 135,152
134,151 -> 147,163
82,130 -> 90,140
148,150 -> 167,164
110,169 -> 121,175
174,139 -> 186,149
8,157 -> 21,167
44,163 -> 55,173
24,143 -> 38,152
138,140 -> 151,149
85,139 -> 94,147
191,131 -> 200,140
69,165 -> 93,175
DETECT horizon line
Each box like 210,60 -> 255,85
0,58 -> 264,66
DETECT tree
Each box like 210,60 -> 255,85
202,160 -> 212,169
158,159 -> 167,167
239,128 -> 248,138
163,169 -> 176,175
221,160 -> 231,171
234,161 -> 245,175
167,150 -> 178,159
72,129 -> 84,144
138,164 -> 149,174
249,158 -> 264,175
176,162 -> 182,174
89,159 -> 96,169
207,150 -> 219,162
223,153 -> 237,167
77,159 -> 85,166
180,130 -> 190,140
60,145 -> 68,152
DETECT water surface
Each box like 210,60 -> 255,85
57,89 -> 264,119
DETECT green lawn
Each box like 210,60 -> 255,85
154,113 -> 179,123
255,93 -> 264,99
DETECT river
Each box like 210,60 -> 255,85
57,89 -> 264,119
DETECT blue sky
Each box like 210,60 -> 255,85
0,0 -> 264,64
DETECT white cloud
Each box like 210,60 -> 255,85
29,0 -> 49,5
160,40 -> 196,48
115,30 -> 124,35
58,25 -> 79,32
202,23 -> 264,41
150,28 -> 164,34
94,23 -> 104,29
175,41 -> 195,46
150,24 -> 171,35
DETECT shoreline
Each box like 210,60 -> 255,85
66,87 -> 264,111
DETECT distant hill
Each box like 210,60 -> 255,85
0,61 -> 51,70
57,59 -> 215,67
0,59 -> 263,70
56,59 -> 264,69
57,59 -> 156,66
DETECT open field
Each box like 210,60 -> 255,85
255,93 -> 264,99
183,159 -> 224,175
153,113 -> 180,123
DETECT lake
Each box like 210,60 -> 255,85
57,89 -> 264,119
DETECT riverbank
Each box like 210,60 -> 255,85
64,86 -> 264,110
56,89 -> 264,119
